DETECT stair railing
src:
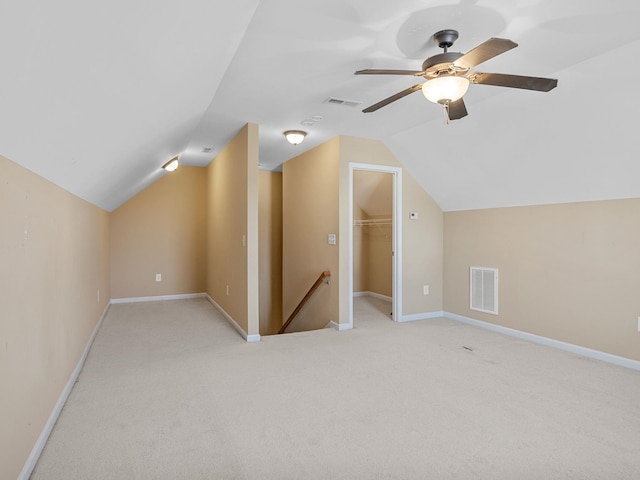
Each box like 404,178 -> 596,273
278,270 -> 331,334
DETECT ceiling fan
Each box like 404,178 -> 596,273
355,29 -> 558,122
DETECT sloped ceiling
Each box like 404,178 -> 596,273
2,0 -> 640,212
354,170 -> 393,217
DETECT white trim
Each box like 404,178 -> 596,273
444,312 -> 640,372
353,291 -> 392,302
347,165 -> 355,332
399,311 -> 445,323
205,294 -> 261,343
19,303 -> 111,480
330,321 -> 353,331
394,168 -> 403,324
369,292 -> 392,302
348,163 -> 402,329
110,293 -> 206,304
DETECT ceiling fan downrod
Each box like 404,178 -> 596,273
433,29 -> 459,54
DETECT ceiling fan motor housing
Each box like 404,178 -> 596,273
421,52 -> 467,78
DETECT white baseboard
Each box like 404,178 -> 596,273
19,302 -> 111,480
330,321 -> 353,331
353,291 -> 392,302
204,294 -> 260,343
368,292 -> 392,302
444,311 -> 640,372
110,293 -> 206,304
399,311 -> 445,323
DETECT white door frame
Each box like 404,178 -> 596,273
348,162 -> 402,326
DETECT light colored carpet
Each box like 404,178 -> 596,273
32,297 -> 640,479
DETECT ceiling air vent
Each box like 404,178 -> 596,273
323,97 -> 362,108
470,267 -> 499,315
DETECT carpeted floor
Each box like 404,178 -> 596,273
32,297 -> 640,479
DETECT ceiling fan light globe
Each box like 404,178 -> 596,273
422,76 -> 470,104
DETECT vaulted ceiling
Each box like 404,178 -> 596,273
354,170 -> 393,217
2,1 -> 639,212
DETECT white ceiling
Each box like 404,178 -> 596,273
2,0 -> 640,212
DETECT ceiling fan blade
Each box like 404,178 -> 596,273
355,69 -> 424,76
447,98 -> 468,120
362,84 -> 423,113
470,72 -> 558,92
454,38 -> 518,69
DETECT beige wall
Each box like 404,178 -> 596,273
444,198 -> 640,361
283,135 -> 443,329
339,136 -> 444,322
207,124 -> 260,336
258,171 -> 283,335
353,171 -> 393,298
353,206 -> 369,293
367,215 -> 393,298
282,138 -> 340,332
353,212 -> 393,298
110,166 -> 207,299
111,124 -> 260,337
0,155 -> 111,480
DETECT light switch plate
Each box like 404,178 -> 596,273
328,234 -> 336,245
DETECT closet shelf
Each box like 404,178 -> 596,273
354,218 -> 392,238
353,218 -> 392,227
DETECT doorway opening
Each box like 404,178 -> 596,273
348,163 -> 402,327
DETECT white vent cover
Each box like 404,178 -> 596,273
322,97 -> 362,108
470,267 -> 499,315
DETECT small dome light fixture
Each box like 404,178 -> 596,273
162,155 -> 179,172
283,130 -> 307,146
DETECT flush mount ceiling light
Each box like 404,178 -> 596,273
162,156 -> 179,172
283,130 -> 307,145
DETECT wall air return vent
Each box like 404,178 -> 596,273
470,267 -> 499,315
323,97 -> 362,108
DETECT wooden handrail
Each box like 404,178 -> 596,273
278,270 -> 330,334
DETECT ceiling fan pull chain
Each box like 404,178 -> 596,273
443,102 -> 451,124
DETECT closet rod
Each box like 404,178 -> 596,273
353,218 -> 392,226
